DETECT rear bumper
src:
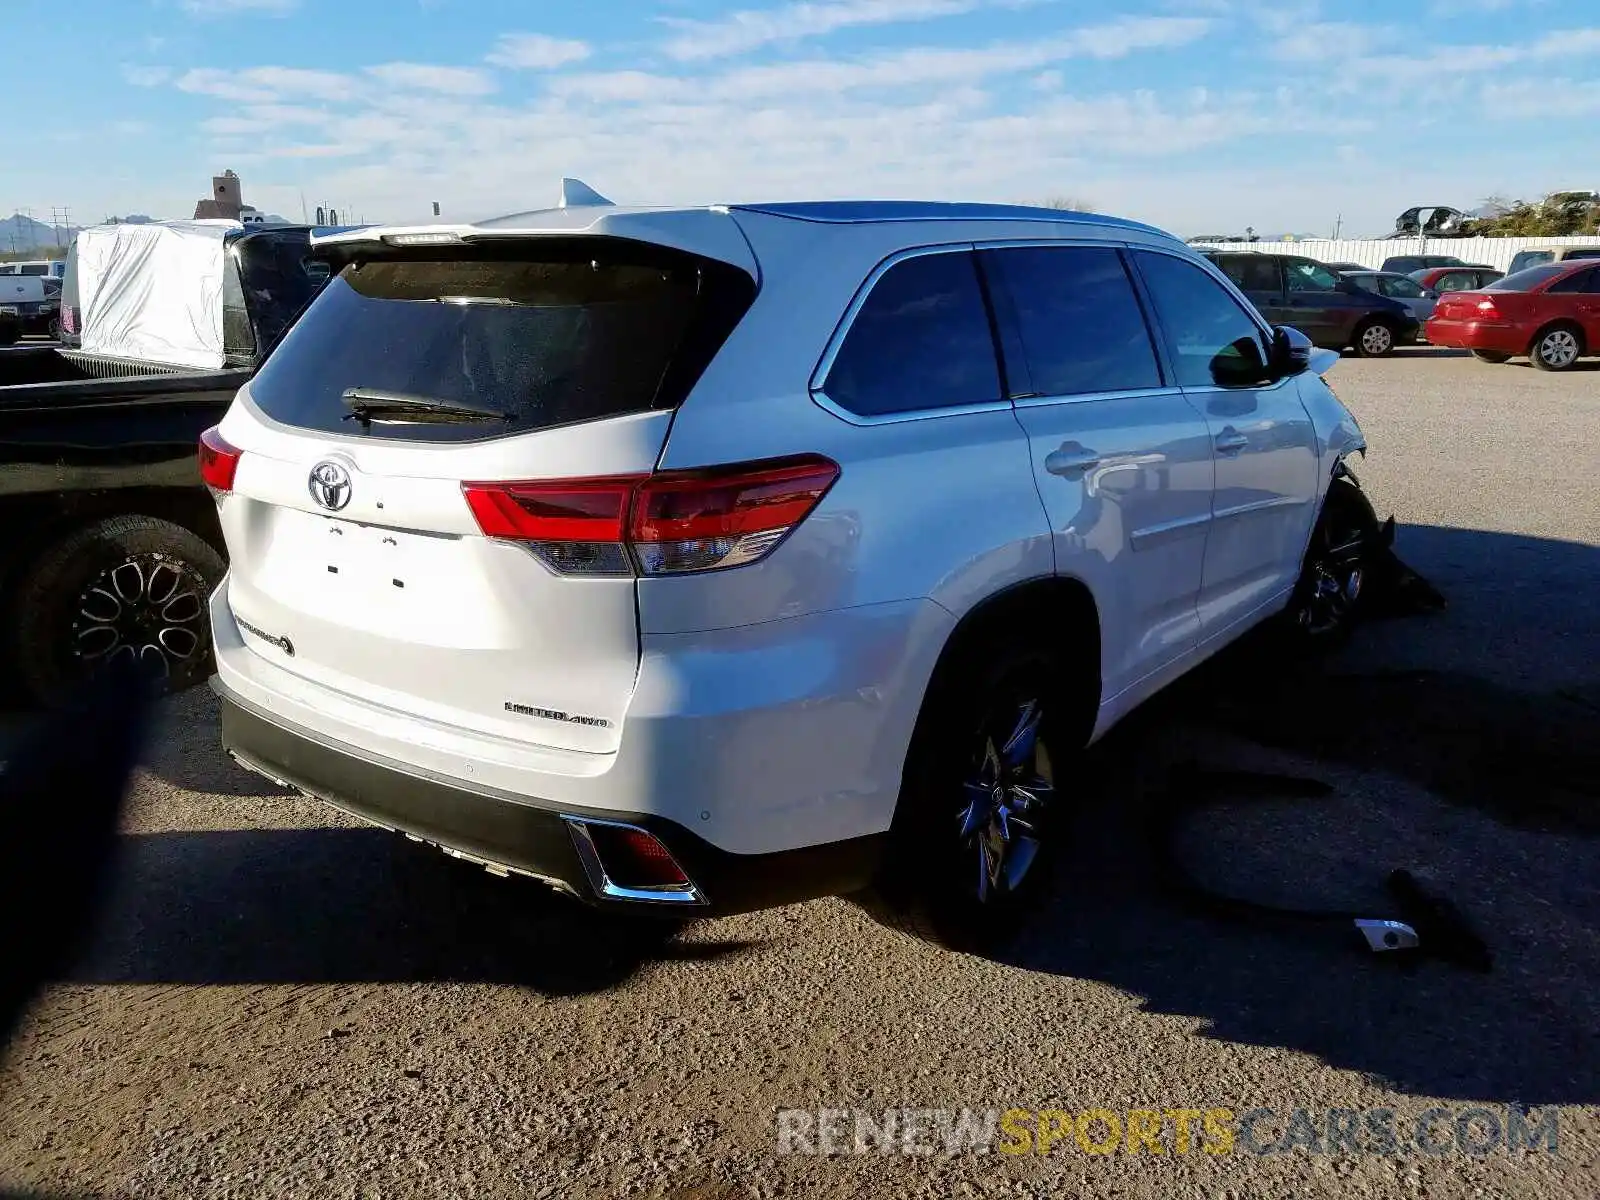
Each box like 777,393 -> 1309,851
1424,317 -> 1525,354
216,678 -> 883,914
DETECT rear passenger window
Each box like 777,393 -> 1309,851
1134,251 -> 1274,389
822,251 -> 1001,416
1549,268 -> 1599,294
981,246 -> 1160,397
1217,256 -> 1280,293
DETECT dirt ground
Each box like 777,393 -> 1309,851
2,347 -> 1597,1198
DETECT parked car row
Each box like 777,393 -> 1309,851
1201,250 -> 1421,356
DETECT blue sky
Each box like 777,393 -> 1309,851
6,0 -> 1598,238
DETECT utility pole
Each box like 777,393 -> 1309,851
1332,212 -> 1342,240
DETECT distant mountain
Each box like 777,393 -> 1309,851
1,212 -> 79,255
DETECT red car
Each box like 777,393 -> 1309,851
1411,265 -> 1503,294
1426,260 -> 1600,371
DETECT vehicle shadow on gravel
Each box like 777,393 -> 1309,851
69,828 -> 750,996
1002,523 -> 1600,1105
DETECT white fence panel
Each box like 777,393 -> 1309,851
1189,235 -> 1600,273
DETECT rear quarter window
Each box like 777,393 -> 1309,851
820,250 -> 1001,417
247,239 -> 755,442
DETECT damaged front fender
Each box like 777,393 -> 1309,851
1295,370 -> 1367,502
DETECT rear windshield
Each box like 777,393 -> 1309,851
247,239 -> 755,442
234,231 -> 331,354
1485,265 -> 1569,291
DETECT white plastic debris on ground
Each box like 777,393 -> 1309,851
75,220 -> 242,369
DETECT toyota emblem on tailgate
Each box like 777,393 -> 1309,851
308,460 -> 353,511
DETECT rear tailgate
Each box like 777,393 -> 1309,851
212,235 -> 756,755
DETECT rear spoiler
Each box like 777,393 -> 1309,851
306,178 -> 757,276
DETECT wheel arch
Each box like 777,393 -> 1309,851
912,575 -> 1103,769
1527,318 -> 1586,356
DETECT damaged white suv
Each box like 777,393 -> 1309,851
202,183 -> 1370,946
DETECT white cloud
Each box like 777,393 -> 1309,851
1312,24 -> 1600,76
660,0 -> 986,61
181,0 -> 299,14
131,16 -> 1597,241
556,16 -> 1212,103
365,63 -> 497,95
122,65 -> 172,87
201,104 -> 330,135
176,66 -> 358,103
1478,77 -> 1600,118
485,33 -> 592,69
1271,21 -> 1391,62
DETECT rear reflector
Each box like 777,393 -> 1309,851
198,426 -> 243,493
586,825 -> 692,890
462,455 -> 839,577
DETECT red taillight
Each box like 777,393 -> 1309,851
463,475 -> 641,542
1475,297 -> 1500,317
198,426 -> 242,493
462,455 -> 840,577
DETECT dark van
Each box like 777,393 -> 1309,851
1202,251 -> 1421,357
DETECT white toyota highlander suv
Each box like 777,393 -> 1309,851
202,185 -> 1370,947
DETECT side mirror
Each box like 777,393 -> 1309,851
1270,325 -> 1313,377
1422,289 -> 1439,300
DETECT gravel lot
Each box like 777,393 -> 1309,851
2,347 -> 1597,1199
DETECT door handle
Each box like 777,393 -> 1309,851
1214,428 -> 1249,456
1045,442 -> 1101,477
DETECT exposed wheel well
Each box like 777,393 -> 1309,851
920,576 -> 1102,755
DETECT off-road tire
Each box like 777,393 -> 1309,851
10,515 -> 226,706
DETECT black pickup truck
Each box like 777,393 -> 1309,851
0,224 -> 332,704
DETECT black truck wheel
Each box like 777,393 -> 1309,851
0,317 -> 19,347
11,516 -> 226,705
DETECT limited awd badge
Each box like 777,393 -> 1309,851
308,460 -> 353,512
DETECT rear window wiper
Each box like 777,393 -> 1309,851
341,387 -> 514,427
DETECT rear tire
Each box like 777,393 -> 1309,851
1351,318 -> 1396,358
1530,323 -> 1583,372
860,638 -> 1081,953
1470,350 -> 1511,364
0,318 -> 19,347
10,516 -> 226,706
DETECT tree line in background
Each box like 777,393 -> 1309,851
1461,192 -> 1600,237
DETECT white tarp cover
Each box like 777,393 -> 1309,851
76,220 -> 241,368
